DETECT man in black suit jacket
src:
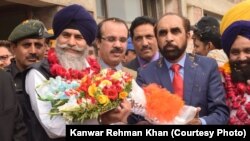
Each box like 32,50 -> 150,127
0,69 -> 27,141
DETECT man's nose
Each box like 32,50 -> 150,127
68,36 -> 77,47
142,37 -> 149,46
166,33 -> 174,42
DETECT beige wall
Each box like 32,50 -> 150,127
41,0 -> 96,14
1,0 -> 243,40
184,0 -> 235,24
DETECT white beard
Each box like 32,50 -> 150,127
55,42 -> 88,70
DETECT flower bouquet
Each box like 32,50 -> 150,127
36,69 -> 133,123
130,82 -> 197,124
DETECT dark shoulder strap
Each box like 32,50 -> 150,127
25,59 -> 52,80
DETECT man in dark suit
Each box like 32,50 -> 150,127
0,69 -> 27,141
126,16 -> 160,71
136,13 -> 229,124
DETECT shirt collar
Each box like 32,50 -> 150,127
164,53 -> 186,69
137,51 -> 160,66
6,59 -> 22,78
99,58 -> 123,70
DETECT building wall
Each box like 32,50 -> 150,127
184,0 -> 238,24
0,0 -> 243,40
1,0 -> 96,39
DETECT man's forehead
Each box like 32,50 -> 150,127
61,29 -> 82,35
157,15 -> 183,29
231,35 -> 250,48
17,38 -> 45,44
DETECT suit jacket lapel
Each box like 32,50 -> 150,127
183,54 -> 198,105
157,58 -> 173,92
134,58 -> 141,69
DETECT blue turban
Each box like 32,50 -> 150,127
221,21 -> 250,56
52,4 -> 97,45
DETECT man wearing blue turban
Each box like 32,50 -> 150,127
24,4 -> 131,140
220,0 -> 250,125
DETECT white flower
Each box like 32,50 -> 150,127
58,96 -> 80,112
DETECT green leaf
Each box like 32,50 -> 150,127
51,99 -> 68,107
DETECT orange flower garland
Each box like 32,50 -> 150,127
143,84 -> 184,122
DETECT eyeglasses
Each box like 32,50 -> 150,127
101,36 -> 128,43
0,55 -> 13,61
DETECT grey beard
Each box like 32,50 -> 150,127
55,44 -> 88,71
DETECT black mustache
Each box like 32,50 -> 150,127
110,47 -> 124,53
141,46 -> 152,51
231,59 -> 250,70
164,43 -> 178,49
26,54 -> 39,60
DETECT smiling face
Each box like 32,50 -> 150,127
97,20 -> 128,68
55,28 -> 88,70
156,14 -> 190,63
12,38 -> 46,71
230,35 -> 250,68
229,35 -> 250,83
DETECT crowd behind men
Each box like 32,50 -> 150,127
0,0 -> 250,140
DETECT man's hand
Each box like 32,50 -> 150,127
99,99 -> 131,124
136,121 -> 151,125
247,80 -> 250,85
186,107 -> 202,125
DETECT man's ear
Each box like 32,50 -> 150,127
10,43 -> 16,53
186,31 -> 191,39
95,39 -> 101,50
207,42 -> 215,51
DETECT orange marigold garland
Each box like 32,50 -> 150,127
143,84 -> 184,122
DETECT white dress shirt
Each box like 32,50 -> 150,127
25,60 -> 98,138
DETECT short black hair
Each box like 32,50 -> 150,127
193,16 -> 221,49
130,16 -> 157,39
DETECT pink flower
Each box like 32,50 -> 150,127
236,108 -> 248,122
246,85 -> 250,95
244,119 -> 250,125
236,83 -> 247,95
245,102 -> 250,114
232,101 -> 241,109
229,116 -> 240,125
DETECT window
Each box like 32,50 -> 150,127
142,0 -> 162,19
96,0 -> 107,18
96,0 -> 142,22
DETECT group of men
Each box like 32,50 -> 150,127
1,0 -> 250,140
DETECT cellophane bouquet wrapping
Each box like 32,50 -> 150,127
36,69 -> 133,123
130,81 -> 197,124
